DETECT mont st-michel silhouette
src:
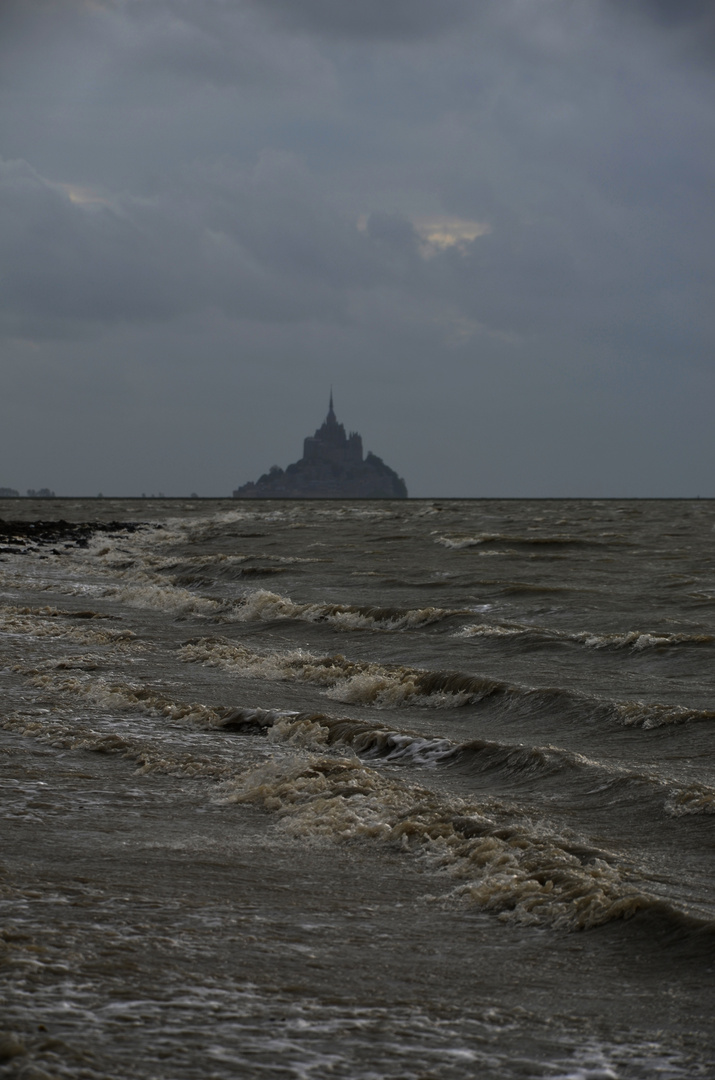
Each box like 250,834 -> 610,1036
233,394 -> 408,499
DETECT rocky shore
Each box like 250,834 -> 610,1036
0,520 -> 146,554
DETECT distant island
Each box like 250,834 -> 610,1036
233,395 -> 408,499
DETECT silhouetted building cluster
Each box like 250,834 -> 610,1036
233,395 -> 408,499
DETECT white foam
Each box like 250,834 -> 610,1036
223,753 -> 644,931
0,605 -> 139,649
364,733 -> 456,766
233,589 -> 457,630
263,713 -> 715,816
436,534 -> 497,549
665,785 -> 715,816
615,699 -> 715,729
180,638 -> 476,709
456,620 -> 713,651
105,582 -> 225,618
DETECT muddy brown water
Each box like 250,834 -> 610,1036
1,498 -> 714,1078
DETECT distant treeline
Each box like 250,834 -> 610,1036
0,488 -> 56,498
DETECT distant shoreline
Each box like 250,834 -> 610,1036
0,496 -> 710,503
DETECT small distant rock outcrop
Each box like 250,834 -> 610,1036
233,395 -> 408,499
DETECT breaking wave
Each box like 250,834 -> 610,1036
3,665 -> 296,778
181,637 -> 715,728
223,751 -> 677,932
457,621 -> 714,652
0,604 -> 140,648
222,710 -> 715,817
17,576 -> 465,632
99,582 -> 227,618
435,533 -> 605,550
231,589 -> 465,631
179,637 -> 498,708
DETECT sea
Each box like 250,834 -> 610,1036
1,497 -> 714,1080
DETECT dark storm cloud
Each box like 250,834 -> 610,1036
116,0 -> 325,90
1,0 -> 714,496
604,0 -> 715,56
0,152 -> 405,335
1,0 -> 711,353
2,109 -> 712,366
0,158 -> 200,329
247,0 -> 472,40
0,0 -> 333,100
627,0 -> 713,27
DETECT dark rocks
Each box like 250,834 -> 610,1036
0,520 -> 146,553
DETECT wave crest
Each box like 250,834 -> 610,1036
224,753 -> 653,931
181,637 -> 715,728
457,621 -> 714,652
234,589 -> 461,630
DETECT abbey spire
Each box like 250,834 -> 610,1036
233,393 -> 408,498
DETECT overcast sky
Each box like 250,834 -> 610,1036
1,0 -> 713,497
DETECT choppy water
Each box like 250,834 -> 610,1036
1,497 -> 714,1079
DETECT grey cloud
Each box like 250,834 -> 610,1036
0,0 -> 111,71
603,0 -> 715,57
0,0 -> 714,496
365,211 -> 420,251
0,154 -> 405,335
0,152 -> 455,340
0,159 -> 202,330
117,1 -> 332,91
3,129 -> 713,376
0,0 -> 333,100
626,0 -> 714,28
246,0 -> 472,40
428,210 -> 715,367
195,154 -> 375,288
119,7 -> 269,88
